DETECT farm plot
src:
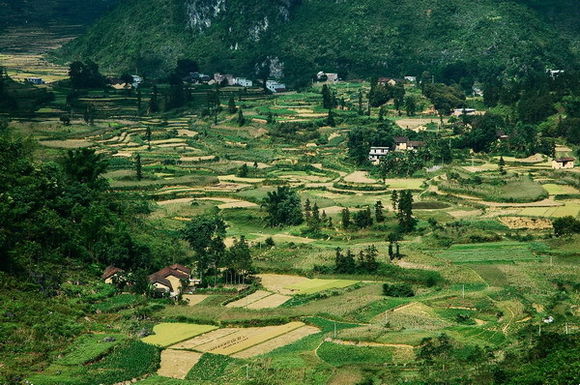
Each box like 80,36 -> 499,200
542,184 -> 579,195
258,274 -> 359,295
372,302 -> 452,330
516,202 -> 580,218
158,349 -> 202,379
183,295 -> 209,306
171,322 -> 316,357
142,323 -> 218,347
226,290 -> 292,309
499,216 -> 552,230
384,178 -> 425,190
436,241 -> 546,264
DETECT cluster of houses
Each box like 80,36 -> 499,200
109,74 -> 143,90
181,72 -> 287,93
102,263 -> 200,297
369,136 -> 425,164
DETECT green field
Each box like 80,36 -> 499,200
437,241 -> 547,264
141,323 -> 218,347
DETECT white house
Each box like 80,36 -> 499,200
25,77 -> 45,85
214,73 -> 235,86
131,75 -> 143,88
235,77 -> 253,87
266,80 -> 287,93
369,147 -> 390,164
404,76 -> 417,83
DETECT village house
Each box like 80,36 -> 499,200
25,77 -> 45,85
452,108 -> 477,117
552,157 -> 575,170
378,77 -> 398,87
368,147 -> 390,164
316,71 -> 339,82
393,137 -> 425,151
266,80 -> 287,93
235,77 -> 253,87
148,264 -> 194,297
404,76 -> 417,83
214,73 -> 236,86
102,266 -> 125,285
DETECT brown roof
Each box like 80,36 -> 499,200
408,141 -> 425,148
102,266 -> 124,280
555,157 -> 575,162
153,267 -> 190,280
148,274 -> 173,291
169,264 -> 192,275
394,136 -> 409,143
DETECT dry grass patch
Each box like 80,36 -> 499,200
499,216 -> 552,230
158,349 -> 202,379
232,325 -> 319,358
40,139 -> 92,148
174,322 -> 308,356
373,302 -> 451,330
344,171 -> 377,184
245,293 -> 292,309
225,290 -> 272,308
183,295 -> 209,307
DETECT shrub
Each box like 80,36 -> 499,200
382,283 -> 414,297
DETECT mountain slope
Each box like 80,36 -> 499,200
58,0 -> 579,84
0,0 -> 119,30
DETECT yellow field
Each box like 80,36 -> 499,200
157,349 -> 202,379
384,178 -> 425,190
171,322 -> 312,357
232,325 -> 319,358
285,278 -> 359,295
542,184 -> 579,195
225,290 -> 272,308
142,323 -> 218,347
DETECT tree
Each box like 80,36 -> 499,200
236,163 -> 249,178
397,190 -> 416,232
404,95 -> 417,116
553,216 -> 580,237
135,153 -> 143,181
225,236 -> 252,278
148,85 -> 159,113
335,248 -> 356,274
391,190 -> 399,211
358,90 -> 364,115
145,125 -> 152,150
182,215 -> 227,278
375,201 -> 385,223
228,96 -> 237,114
61,148 -> 108,186
321,85 -> 336,109
326,109 -> 336,127
423,83 -> 466,124
174,59 -> 199,78
262,186 -> 303,227
341,208 -> 351,229
353,206 -> 373,229
68,61 -> 105,89
498,156 -> 506,175
237,108 -> 245,126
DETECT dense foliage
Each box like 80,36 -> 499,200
58,0 -> 579,83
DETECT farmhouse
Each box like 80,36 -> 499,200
552,157 -> 575,170
369,147 -> 390,164
25,77 -> 45,85
452,108 -> 477,117
266,80 -> 287,93
235,77 -> 253,87
393,137 -> 425,151
317,71 -> 339,82
378,77 -> 398,87
102,266 -> 125,284
149,265 -> 194,296
404,76 -> 417,83
214,73 -> 235,86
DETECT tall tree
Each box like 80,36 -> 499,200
397,190 -> 417,232
237,108 -> 245,126
262,186 -> 304,227
375,201 -> 385,223
135,153 -> 143,181
182,215 -> 227,278
341,208 -> 351,229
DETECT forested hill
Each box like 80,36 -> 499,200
0,0 -> 119,30
57,0 -> 580,84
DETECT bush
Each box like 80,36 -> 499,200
382,283 -> 414,297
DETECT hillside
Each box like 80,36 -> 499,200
0,0 -> 119,30
58,0 -> 580,84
